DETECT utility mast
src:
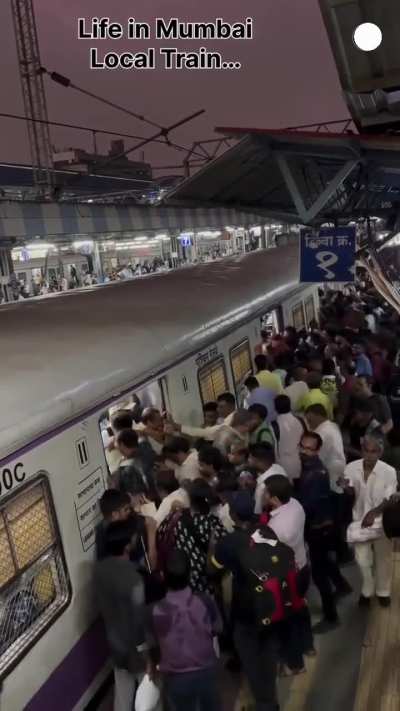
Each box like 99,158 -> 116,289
11,0 -> 54,194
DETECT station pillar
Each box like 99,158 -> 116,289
0,245 -> 14,302
92,241 -> 104,281
261,226 -> 268,249
170,234 -> 179,268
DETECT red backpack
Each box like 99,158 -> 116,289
237,530 -> 305,629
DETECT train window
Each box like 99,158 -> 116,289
305,296 -> 316,326
0,475 -> 70,678
230,340 -> 253,395
292,302 -> 305,330
198,357 -> 228,404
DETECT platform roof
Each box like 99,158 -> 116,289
0,162 -> 155,203
319,0 -> 400,132
167,127 -> 400,225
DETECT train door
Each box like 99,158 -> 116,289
260,305 -> 283,335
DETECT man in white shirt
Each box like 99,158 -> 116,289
305,404 -> 346,493
285,366 -> 309,413
213,409 -> 252,456
154,469 -> 189,527
263,474 -> 314,670
162,436 -> 200,484
274,395 -> 305,482
264,475 -> 307,569
105,410 -> 135,478
248,443 -> 287,515
165,392 -> 236,442
135,407 -> 165,455
341,435 -> 397,606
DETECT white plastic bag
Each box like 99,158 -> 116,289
135,674 -> 161,711
346,520 -> 381,544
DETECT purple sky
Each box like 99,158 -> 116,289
0,0 -> 347,172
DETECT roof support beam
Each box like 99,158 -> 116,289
275,152 -> 359,224
275,152 -> 308,224
305,158 -> 359,222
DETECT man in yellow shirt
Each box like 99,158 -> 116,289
254,355 -> 283,394
297,372 -> 333,420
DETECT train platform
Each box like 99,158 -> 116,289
99,563 -> 366,711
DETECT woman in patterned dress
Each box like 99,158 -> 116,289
157,478 -> 227,594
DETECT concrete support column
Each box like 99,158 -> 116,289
0,245 -> 14,302
170,234 -> 179,268
261,226 -> 268,249
92,241 -> 104,281
191,232 -> 198,262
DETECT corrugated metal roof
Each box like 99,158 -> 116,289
168,128 -> 400,224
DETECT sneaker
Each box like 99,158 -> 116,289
377,596 -> 391,608
358,595 -> 371,607
312,618 -> 340,634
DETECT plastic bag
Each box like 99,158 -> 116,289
346,520 -> 381,544
135,674 -> 161,711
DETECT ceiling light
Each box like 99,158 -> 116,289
353,23 -> 383,52
25,242 -> 55,250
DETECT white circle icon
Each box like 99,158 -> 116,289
353,22 -> 383,52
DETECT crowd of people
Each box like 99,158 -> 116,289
95,280 -> 400,711
5,258 -> 172,301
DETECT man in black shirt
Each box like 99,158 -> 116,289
95,489 -> 132,560
210,491 -> 280,711
297,432 -> 352,633
347,400 -> 383,462
352,376 -> 393,434
94,519 -> 153,711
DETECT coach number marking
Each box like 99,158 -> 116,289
0,462 -> 26,495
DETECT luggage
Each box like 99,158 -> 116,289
237,529 -> 305,629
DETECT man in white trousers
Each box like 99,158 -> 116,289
341,436 -> 397,607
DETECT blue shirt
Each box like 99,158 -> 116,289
246,386 -> 277,422
355,353 -> 373,377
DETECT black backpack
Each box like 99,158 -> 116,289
236,530 -> 305,630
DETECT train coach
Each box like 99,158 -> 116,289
0,245 -> 319,710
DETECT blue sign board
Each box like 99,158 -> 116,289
299,226 -> 356,283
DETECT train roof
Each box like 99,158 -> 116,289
1,245 -> 301,460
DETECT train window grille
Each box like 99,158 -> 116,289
292,302 -> 306,330
305,296 -> 316,327
0,475 -> 70,678
230,340 -> 253,395
198,358 -> 228,404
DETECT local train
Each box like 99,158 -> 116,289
0,245 -> 319,710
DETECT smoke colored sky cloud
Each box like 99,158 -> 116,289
0,0 -> 347,171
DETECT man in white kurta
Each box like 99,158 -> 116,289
342,436 -> 397,605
